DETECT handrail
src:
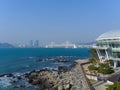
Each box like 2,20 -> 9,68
80,62 -> 95,90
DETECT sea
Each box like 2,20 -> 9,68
0,48 -> 90,90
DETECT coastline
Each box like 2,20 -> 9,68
26,59 -> 93,90
0,59 -> 93,90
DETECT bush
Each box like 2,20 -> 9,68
108,60 -> 114,66
98,63 -> 114,74
88,65 -> 98,71
89,58 -> 97,64
98,67 -> 114,74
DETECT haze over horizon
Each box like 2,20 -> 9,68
0,0 -> 120,45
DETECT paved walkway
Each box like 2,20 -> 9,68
93,81 -> 104,87
75,59 -> 94,90
94,82 -> 108,90
61,60 -> 91,90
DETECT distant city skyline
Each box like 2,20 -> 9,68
12,40 -> 93,48
14,40 -> 94,47
0,0 -> 120,45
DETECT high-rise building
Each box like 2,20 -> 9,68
29,40 -> 39,48
34,40 -> 39,47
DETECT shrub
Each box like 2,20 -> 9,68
98,63 -> 114,74
89,58 -> 97,64
98,67 -> 114,74
88,65 -> 98,71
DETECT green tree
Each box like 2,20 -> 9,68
89,48 -> 98,59
106,82 -> 120,90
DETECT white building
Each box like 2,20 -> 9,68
45,41 -> 77,48
93,30 -> 120,68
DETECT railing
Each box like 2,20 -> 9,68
112,48 -> 120,51
92,45 -> 109,49
109,57 -> 120,61
80,62 -> 95,90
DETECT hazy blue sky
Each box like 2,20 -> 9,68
0,0 -> 120,45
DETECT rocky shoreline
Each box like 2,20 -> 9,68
0,60 -> 91,90
26,60 -> 91,90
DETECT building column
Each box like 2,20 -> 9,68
105,49 -> 109,60
114,61 -> 117,68
96,49 -> 102,62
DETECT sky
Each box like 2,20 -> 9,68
0,0 -> 120,45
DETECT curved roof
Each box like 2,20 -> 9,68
97,30 -> 120,41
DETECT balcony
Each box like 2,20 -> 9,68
109,57 -> 120,61
111,48 -> 120,52
92,45 -> 109,50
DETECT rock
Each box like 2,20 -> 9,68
27,69 -> 60,89
0,73 -> 13,77
64,84 -> 72,90
71,86 -> 77,90
32,80 -> 39,85
55,59 -> 69,63
58,66 -> 68,72
64,84 -> 69,89
58,85 -> 63,90
20,85 -> 26,88
26,61 -> 89,90
7,73 -> 14,77
29,72 -> 37,79
28,79 -> 33,83
17,76 -> 22,80
11,80 -> 17,84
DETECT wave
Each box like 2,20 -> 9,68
0,76 -> 12,88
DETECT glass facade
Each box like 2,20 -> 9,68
97,39 -> 120,58
94,30 -> 120,68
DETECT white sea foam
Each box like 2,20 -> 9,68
0,77 -> 12,88
14,73 -> 22,76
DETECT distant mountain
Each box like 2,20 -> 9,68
0,43 -> 14,48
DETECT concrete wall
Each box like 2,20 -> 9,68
86,74 -> 98,81
106,80 -> 113,85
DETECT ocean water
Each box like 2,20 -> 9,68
0,48 -> 90,89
